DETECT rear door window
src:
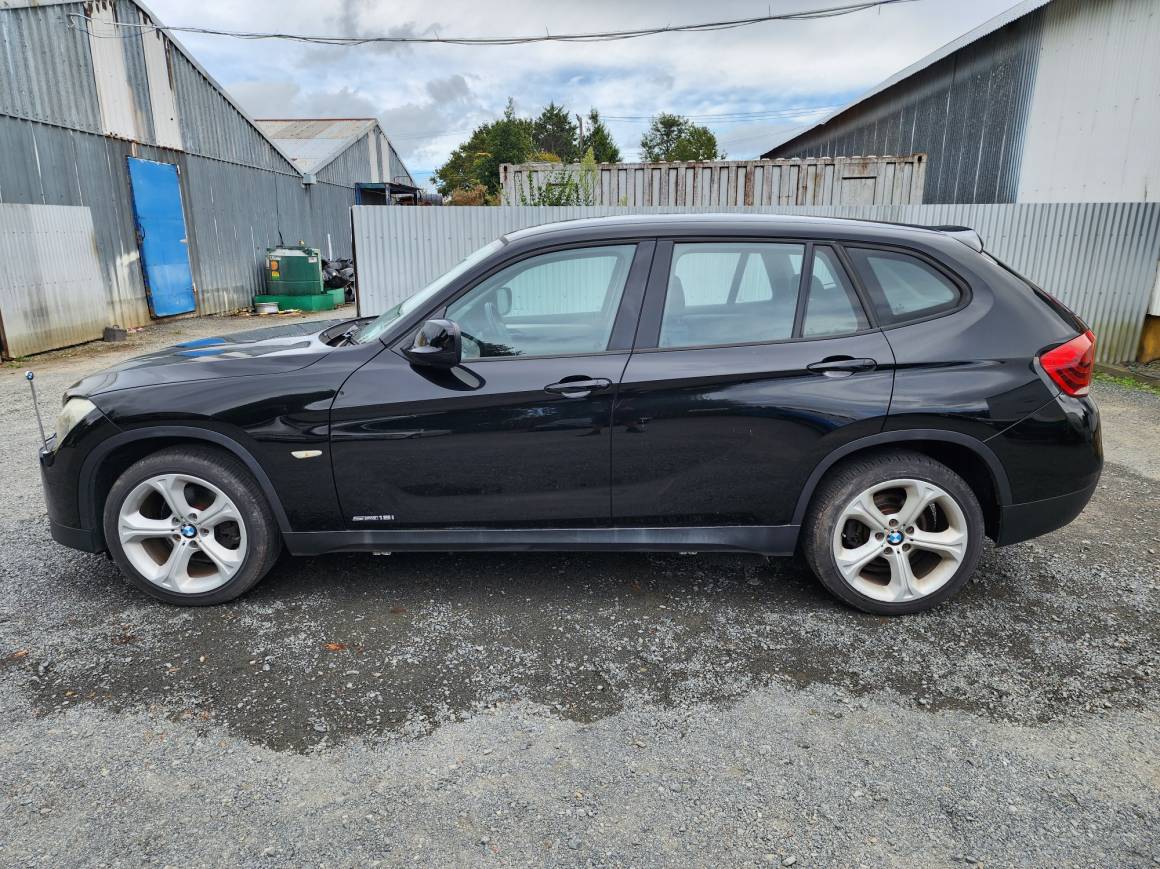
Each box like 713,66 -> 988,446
800,247 -> 870,338
847,247 -> 961,324
659,242 -> 804,348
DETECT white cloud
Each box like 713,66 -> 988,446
152,0 -> 1025,178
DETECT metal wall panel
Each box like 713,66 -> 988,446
1017,0 -> 1160,202
0,2 -> 101,132
0,203 -> 107,357
352,203 -> 1160,363
315,133 -> 374,186
764,10 -> 1046,204
86,2 -> 139,139
501,157 -> 927,207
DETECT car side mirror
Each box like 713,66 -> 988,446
403,319 -> 462,369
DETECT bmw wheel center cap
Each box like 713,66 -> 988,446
886,530 -> 904,545
180,523 -> 198,539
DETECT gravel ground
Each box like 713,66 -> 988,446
0,320 -> 1157,868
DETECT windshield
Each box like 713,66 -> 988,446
354,237 -> 507,344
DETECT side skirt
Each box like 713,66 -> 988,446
283,525 -> 800,557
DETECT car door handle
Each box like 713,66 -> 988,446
544,377 -> 612,397
806,357 -> 878,376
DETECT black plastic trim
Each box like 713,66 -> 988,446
996,481 -> 1097,546
284,524 -> 800,556
77,427 -> 293,538
790,429 -> 1013,525
48,519 -> 101,552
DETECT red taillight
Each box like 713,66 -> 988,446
1040,330 -> 1095,396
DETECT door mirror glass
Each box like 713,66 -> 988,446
403,319 -> 462,368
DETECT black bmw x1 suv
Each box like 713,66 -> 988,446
39,215 -> 1101,614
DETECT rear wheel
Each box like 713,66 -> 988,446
803,451 -> 984,615
103,446 -> 282,605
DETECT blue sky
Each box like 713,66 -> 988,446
146,0 -> 1024,189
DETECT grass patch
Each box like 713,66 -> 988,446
1093,371 -> 1160,395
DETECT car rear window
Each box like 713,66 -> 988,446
846,247 -> 962,325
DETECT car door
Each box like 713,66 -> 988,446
611,239 -> 895,529
330,241 -> 653,529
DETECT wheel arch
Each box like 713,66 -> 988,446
80,427 -> 292,548
792,430 -> 1012,539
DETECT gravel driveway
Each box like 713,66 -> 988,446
1,316 -> 1157,868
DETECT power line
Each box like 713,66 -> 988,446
603,105 -> 840,123
68,1 -> 918,47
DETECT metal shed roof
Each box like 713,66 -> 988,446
254,118 -> 379,175
761,0 -> 1055,156
1,0 -> 306,174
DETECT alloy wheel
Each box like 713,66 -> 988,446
831,478 -> 968,603
117,473 -> 247,594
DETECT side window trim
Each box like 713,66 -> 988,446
798,244 -> 873,339
791,243 -> 815,338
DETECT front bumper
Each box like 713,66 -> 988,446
40,442 -> 103,551
38,408 -> 120,553
47,516 -> 103,552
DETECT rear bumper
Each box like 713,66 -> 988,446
995,479 -> 1098,546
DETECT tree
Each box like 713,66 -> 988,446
433,126 -> 492,196
473,99 -> 534,194
433,98 -> 533,197
579,108 -> 621,163
532,102 -> 579,163
639,113 -> 724,162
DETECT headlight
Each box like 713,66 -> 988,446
55,397 -> 97,448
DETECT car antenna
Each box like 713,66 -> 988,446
25,371 -> 49,449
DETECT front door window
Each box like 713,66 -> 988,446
446,245 -> 637,359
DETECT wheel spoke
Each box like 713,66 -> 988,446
119,512 -> 174,543
908,528 -> 966,562
884,549 -> 919,601
159,541 -> 195,592
896,481 -> 942,527
836,539 -> 885,581
199,537 -> 244,580
845,490 -> 891,531
196,495 -> 241,529
149,474 -> 197,520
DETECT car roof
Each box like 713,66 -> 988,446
504,213 -> 971,249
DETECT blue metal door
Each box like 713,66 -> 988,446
127,158 -> 196,317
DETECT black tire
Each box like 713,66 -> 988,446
803,450 -> 985,615
102,445 -> 282,605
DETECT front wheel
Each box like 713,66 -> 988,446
102,446 -> 282,605
803,451 -> 985,615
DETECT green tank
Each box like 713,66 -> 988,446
265,245 -> 322,296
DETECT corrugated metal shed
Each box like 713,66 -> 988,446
763,0 -> 1160,205
762,0 -> 1053,158
353,203 -> 1160,363
254,118 -> 377,175
0,0 -> 418,350
762,7 -> 1047,203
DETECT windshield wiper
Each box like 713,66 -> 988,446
334,322 -> 363,346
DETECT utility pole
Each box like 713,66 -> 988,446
576,113 -> 584,157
